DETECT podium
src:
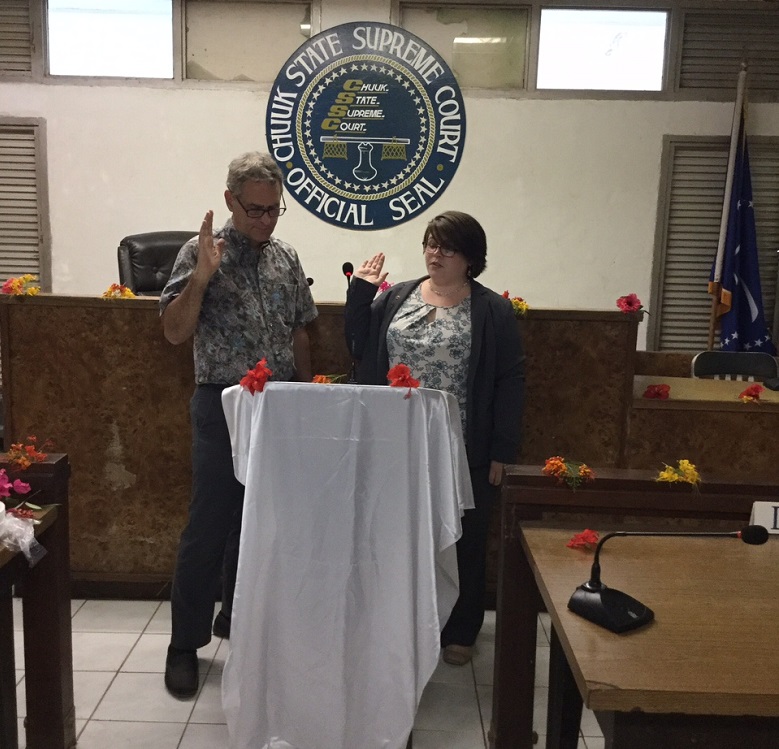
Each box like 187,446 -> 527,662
221,382 -> 474,749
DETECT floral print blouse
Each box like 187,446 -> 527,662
386,285 -> 471,437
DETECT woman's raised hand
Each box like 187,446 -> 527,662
355,253 -> 388,287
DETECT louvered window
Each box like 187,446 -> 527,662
650,137 -> 779,351
0,0 -> 33,75
0,121 -> 47,285
679,10 -> 779,93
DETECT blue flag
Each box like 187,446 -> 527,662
709,114 -> 776,354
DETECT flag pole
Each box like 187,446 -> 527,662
707,63 -> 748,350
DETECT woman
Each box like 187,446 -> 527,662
345,210 -> 525,665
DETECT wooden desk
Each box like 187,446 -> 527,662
0,455 -> 75,749
634,374 -> 779,403
490,465 -> 778,749
522,526 -> 779,749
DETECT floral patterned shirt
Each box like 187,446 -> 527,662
159,218 -> 317,384
386,285 -> 471,436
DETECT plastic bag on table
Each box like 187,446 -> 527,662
0,512 -> 47,567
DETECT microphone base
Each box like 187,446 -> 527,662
568,585 -> 654,633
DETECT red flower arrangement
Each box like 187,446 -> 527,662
643,383 -> 670,400
240,358 -> 273,394
616,293 -> 644,314
567,529 -> 599,550
739,383 -> 764,403
387,363 -> 420,399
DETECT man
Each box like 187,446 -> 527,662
159,151 -> 317,698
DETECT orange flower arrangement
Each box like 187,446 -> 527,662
240,358 -> 273,394
542,456 -> 595,490
312,374 -> 346,384
739,384 -> 764,403
1,274 -> 40,296
5,436 -> 52,471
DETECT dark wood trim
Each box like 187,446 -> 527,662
0,454 -> 75,749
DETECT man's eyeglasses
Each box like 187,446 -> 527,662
422,239 -> 456,257
233,193 -> 287,220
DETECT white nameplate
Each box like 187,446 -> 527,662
750,501 -> 779,534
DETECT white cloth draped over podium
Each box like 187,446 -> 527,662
220,382 -> 475,749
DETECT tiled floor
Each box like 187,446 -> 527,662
12,600 -> 604,748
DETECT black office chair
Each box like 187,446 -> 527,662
117,231 -> 196,296
691,350 -> 779,382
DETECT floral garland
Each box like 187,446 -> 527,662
2,275 -> 40,296
542,456 -> 595,490
102,283 -> 137,299
656,459 -> 700,485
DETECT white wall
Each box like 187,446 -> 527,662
2,8 -> 779,348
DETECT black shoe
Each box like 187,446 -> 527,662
164,646 -> 198,699
212,610 -> 231,639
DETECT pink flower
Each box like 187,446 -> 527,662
616,293 -> 643,313
0,469 -> 29,498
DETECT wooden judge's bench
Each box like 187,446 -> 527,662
1,295 -> 777,597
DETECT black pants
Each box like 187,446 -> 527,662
170,385 -> 244,651
440,464 -> 498,648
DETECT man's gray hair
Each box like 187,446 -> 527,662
226,152 -> 284,195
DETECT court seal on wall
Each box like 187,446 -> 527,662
266,21 -> 466,231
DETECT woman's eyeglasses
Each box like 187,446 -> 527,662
234,193 -> 287,219
422,240 -> 456,257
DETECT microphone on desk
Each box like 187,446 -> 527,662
568,525 -> 769,634
342,262 -> 354,288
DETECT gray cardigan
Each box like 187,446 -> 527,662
344,276 -> 525,468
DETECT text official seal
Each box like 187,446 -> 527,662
266,22 -> 466,231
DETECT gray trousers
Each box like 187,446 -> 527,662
170,385 -> 244,651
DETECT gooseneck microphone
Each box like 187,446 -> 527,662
568,525 -> 769,633
342,262 -> 354,288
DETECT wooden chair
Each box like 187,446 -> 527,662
691,350 -> 778,381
